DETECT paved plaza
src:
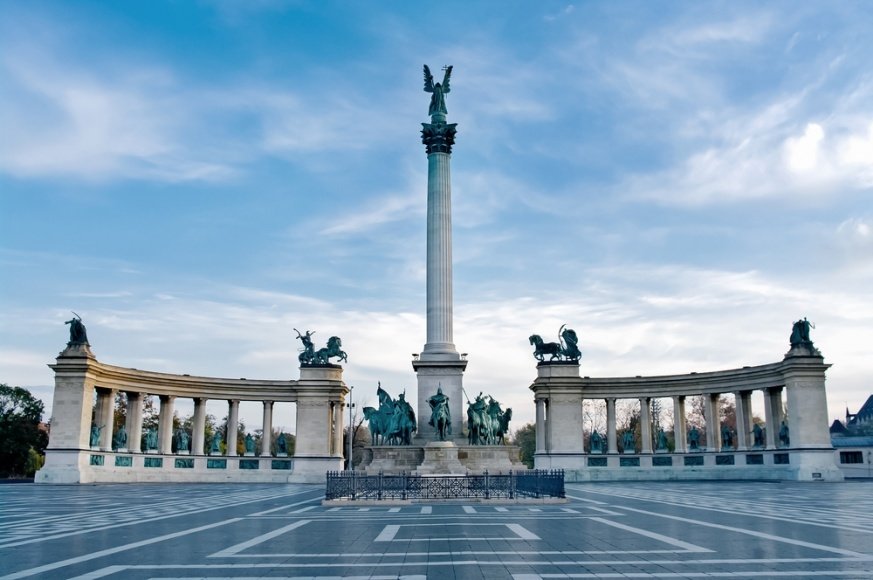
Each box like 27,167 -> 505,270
1,481 -> 871,579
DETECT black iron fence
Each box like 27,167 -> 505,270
325,469 -> 565,501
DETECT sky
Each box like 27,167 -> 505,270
1,0 -> 871,434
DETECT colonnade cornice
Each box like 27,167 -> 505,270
529,358 -> 828,399
53,356 -> 301,402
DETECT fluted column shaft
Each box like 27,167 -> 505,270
424,151 -> 456,354
673,396 -> 687,453
735,391 -> 752,451
639,397 -> 653,453
97,388 -> 116,450
764,387 -> 783,449
158,395 -> 175,454
606,398 -> 618,454
261,401 -> 274,456
535,399 -> 546,454
126,392 -> 143,452
192,398 -> 207,455
227,400 -> 240,456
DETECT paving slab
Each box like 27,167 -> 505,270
0,481 -> 871,579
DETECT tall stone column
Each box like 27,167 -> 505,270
763,387 -> 783,449
735,391 -> 752,451
639,397 -> 653,453
606,398 -> 618,454
413,78 -> 466,440
704,393 -> 720,451
261,401 -> 274,456
227,400 -> 240,456
97,388 -> 116,450
192,398 -> 206,455
673,396 -> 687,453
535,398 -> 546,454
158,395 -> 175,454
125,392 -> 143,453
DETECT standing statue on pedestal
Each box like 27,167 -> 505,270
590,430 -> 603,453
752,423 -> 765,447
779,421 -> 790,447
210,431 -> 222,454
176,429 -> 190,453
65,313 -> 89,346
145,427 -> 158,451
656,428 -> 668,451
245,434 -> 255,455
688,426 -> 700,450
277,433 -> 288,455
428,386 -> 452,441
721,424 -> 734,449
621,430 -> 635,453
423,64 -> 452,118
89,424 -> 103,448
113,425 -> 128,450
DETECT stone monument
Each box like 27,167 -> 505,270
412,64 -> 468,440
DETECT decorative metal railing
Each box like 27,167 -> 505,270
324,469 -> 565,501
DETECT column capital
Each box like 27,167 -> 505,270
421,122 -> 457,155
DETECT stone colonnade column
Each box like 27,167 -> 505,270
97,388 -> 116,450
763,387 -> 783,448
639,397 -> 652,453
783,358 -> 832,449
704,394 -> 718,450
192,398 -> 206,455
535,398 -> 546,454
673,396 -> 687,453
125,392 -> 143,452
227,400 -> 240,456
158,395 -> 175,454
261,401 -> 274,456
606,398 -> 618,454
735,391 -> 752,450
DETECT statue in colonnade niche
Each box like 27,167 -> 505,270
752,423 -> 765,447
779,421 -> 790,447
210,431 -> 222,454
589,430 -> 603,453
277,433 -> 288,455
176,429 -> 189,453
245,434 -> 255,454
145,427 -> 158,451
656,428 -> 668,451
721,424 -> 734,449
529,325 -> 582,363
621,429 -> 635,453
89,424 -> 103,447
65,312 -> 89,346
688,426 -> 700,450
113,425 -> 127,450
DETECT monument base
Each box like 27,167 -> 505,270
360,442 -> 523,475
416,441 -> 466,474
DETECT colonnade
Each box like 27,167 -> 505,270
534,388 -> 787,455
530,349 -> 843,481
36,343 -> 348,484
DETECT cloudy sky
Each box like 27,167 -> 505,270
2,1 -> 871,433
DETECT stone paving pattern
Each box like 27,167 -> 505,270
1,481 -> 871,579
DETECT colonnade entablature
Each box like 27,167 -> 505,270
530,350 -> 843,482
36,343 -> 348,484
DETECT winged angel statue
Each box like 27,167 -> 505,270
423,64 -> 453,117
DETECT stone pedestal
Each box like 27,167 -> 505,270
413,357 -> 467,440
415,441 -> 466,474
362,446 -> 425,473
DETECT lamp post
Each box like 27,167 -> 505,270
347,385 -> 355,471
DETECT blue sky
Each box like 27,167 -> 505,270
2,1 -> 871,432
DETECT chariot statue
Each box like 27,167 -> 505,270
529,324 -> 582,362
65,312 -> 89,346
296,329 -> 348,365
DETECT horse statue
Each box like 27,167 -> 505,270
387,394 -> 417,446
313,336 -> 348,365
427,387 -> 452,441
529,334 -> 562,362
363,406 -> 390,445
492,407 -> 512,445
467,393 -> 491,445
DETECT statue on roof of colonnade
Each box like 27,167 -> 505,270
529,324 -> 581,363
295,329 -> 348,365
